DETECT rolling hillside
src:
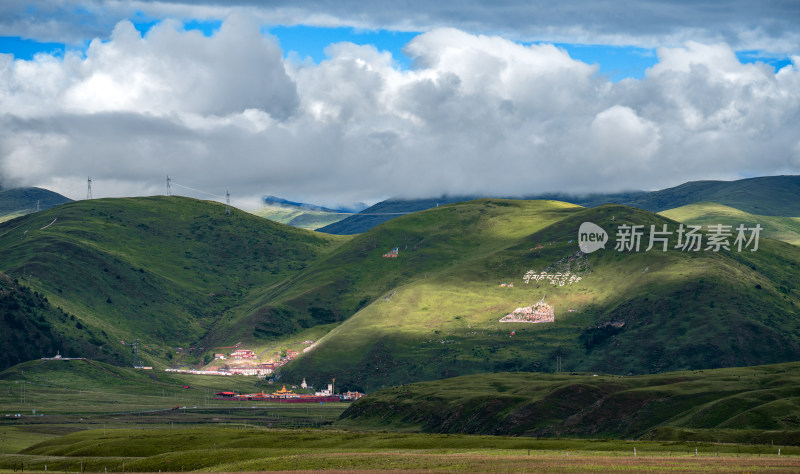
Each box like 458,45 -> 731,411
223,199 -> 583,347
316,196 -> 477,235
338,362 -> 800,444
0,196 -> 347,369
250,203 -> 346,230
622,175 -> 800,216
0,272 -> 122,368
660,202 -> 800,245
318,175 -> 800,235
283,203 -> 800,390
250,197 -> 352,230
2,194 -> 799,388
0,187 -> 72,222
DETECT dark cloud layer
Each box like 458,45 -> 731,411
3,0 -> 799,53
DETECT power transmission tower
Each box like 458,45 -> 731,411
87,176 -> 93,200
226,190 -> 231,215
166,176 -> 172,196
36,200 -> 40,212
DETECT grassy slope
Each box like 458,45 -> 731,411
624,175 -> 800,215
660,202 -> 800,245
283,204 -> 800,390
228,199 -> 582,352
12,429 -> 800,472
0,358 -> 268,413
4,360 -> 800,470
3,195 -> 799,383
0,187 -> 72,219
250,203 -> 347,230
338,362 -> 800,444
0,272 -> 122,368
318,176 -> 800,235
317,196 -> 478,235
0,196 -> 346,369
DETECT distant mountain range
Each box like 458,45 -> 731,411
0,187 -> 72,222
250,196 -> 368,230
318,175 -> 800,234
262,195 -> 367,213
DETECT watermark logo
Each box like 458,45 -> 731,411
578,222 -> 762,253
578,222 -> 609,253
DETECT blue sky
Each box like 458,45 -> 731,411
2,22 -> 792,82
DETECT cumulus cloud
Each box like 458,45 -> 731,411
1,23 -> 799,207
3,14 -> 296,119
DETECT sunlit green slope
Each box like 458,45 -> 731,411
283,204 -> 800,390
0,196 -> 346,368
660,202 -> 800,245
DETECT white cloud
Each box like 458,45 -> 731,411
1,24 -> 799,207
590,105 -> 660,169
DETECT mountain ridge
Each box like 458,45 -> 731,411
318,175 -> 800,235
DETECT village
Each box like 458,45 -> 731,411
163,342 -> 365,401
166,344 -> 309,377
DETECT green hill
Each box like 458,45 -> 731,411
319,176 -> 800,235
0,272 -> 122,368
621,175 -> 800,216
283,203 -> 800,390
0,196 -> 347,369
250,202 -> 347,230
2,195 -> 800,388
317,196 -> 478,235
338,362 -> 800,444
659,202 -> 800,245
0,187 -> 72,222
227,199 -> 582,347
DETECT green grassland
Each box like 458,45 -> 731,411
2,195 -> 800,392
0,359 -> 347,433
660,201 -> 800,245
0,196 -> 348,369
218,199 -> 582,358
0,211 -> 26,223
5,428 -> 800,472
0,272 -> 117,369
338,362 -> 800,445
0,359 -> 267,414
0,358 -> 348,461
250,202 -> 347,230
3,357 -> 800,471
622,175 -> 800,216
283,203 -> 800,389
0,187 -> 71,222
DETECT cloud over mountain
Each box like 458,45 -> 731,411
1,19 -> 799,206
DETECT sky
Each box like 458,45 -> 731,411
0,1 -> 799,209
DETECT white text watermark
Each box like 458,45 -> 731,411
578,222 -> 761,254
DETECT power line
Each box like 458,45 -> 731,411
170,181 -> 227,200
